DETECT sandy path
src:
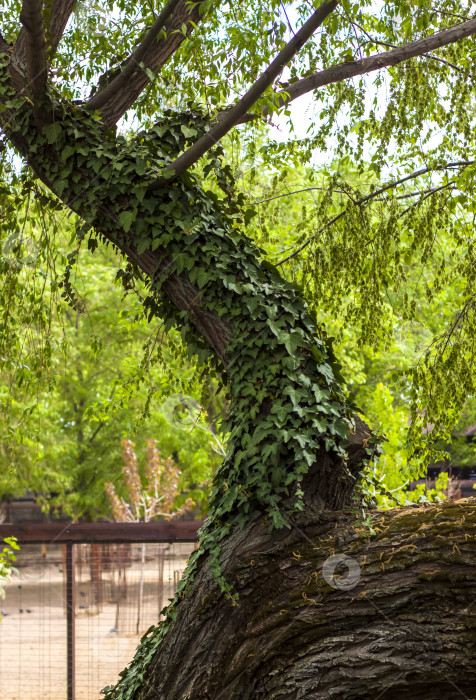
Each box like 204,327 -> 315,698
0,543 -> 193,700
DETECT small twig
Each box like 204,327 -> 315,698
276,161 -> 475,265
348,16 -> 467,74
398,182 -> 456,219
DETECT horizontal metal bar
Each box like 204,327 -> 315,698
0,520 -> 203,544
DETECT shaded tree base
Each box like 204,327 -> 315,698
136,498 -> 476,699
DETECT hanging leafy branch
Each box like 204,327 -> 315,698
232,14 -> 476,125
276,159 -> 476,264
0,536 -> 19,617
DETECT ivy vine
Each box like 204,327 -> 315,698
0,54 -> 381,699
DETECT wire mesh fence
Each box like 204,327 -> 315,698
0,534 -> 196,700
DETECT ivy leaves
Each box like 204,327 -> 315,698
0,73 -> 366,699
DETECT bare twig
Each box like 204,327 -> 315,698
153,0 -> 339,183
434,9 -> 469,22
398,182 -> 456,219
254,186 -> 329,204
253,183 -> 457,206
344,15 -> 467,75
276,161 -> 475,265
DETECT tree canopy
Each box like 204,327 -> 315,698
1,0 -> 475,459
1,1 -> 476,696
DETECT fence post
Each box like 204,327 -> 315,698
66,543 -> 76,700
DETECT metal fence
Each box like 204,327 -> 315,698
0,522 -> 200,700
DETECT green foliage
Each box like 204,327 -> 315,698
0,536 -> 19,615
244,153 -> 476,469
0,64 -> 370,697
2,2 -> 476,696
357,383 -> 449,507
0,226 -> 217,518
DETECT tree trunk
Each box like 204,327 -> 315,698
0,86 -> 364,522
1,65 -> 475,700
132,498 -> 476,699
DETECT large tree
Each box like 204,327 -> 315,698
1,1 -> 476,697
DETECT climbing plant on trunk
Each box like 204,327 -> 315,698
1,1 -> 476,697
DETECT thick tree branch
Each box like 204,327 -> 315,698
19,0 -> 48,121
139,498 -> 476,698
86,0 -> 182,112
233,15 -> 476,125
89,0 -> 208,128
45,0 -> 76,57
12,0 -> 76,92
157,0 -> 338,182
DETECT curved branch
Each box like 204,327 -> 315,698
86,0 -> 182,112
154,0 -> 338,183
88,0 -> 208,127
233,15 -> 476,125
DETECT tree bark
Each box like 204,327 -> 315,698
1,59 -> 475,700
137,498 -> 476,699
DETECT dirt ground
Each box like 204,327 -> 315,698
0,543 -> 193,700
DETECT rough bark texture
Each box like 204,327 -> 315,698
91,0 -> 208,127
12,0 -> 77,91
1,48 -> 475,700
140,498 -> 476,699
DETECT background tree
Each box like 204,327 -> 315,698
105,438 -> 194,633
0,536 -> 18,617
0,221 -> 220,518
0,1 -> 475,697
